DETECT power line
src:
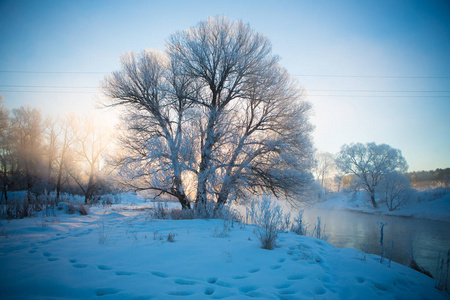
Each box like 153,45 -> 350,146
1,85 -> 449,93
307,89 -> 450,93
306,95 -> 450,98
0,85 -> 98,89
293,74 -> 450,79
0,70 -> 107,74
1,70 -> 450,79
1,90 -> 449,98
0,90 -> 98,94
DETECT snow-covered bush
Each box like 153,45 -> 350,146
212,220 -> 231,238
311,216 -> 329,241
291,210 -> 307,235
249,195 -> 283,250
149,201 -> 170,220
435,250 -> 450,291
1,197 -> 33,219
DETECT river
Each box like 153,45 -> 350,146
301,208 -> 450,279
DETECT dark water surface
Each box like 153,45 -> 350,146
302,208 -> 450,278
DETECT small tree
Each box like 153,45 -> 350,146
377,171 -> 412,211
10,106 -> 45,199
69,115 -> 111,204
314,152 -> 335,192
335,142 -> 408,208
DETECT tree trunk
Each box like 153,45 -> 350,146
1,184 -> 7,204
195,108 -> 217,210
56,172 -> 62,202
173,175 -> 190,210
370,193 -> 378,208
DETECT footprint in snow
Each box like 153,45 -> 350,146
97,265 -> 112,271
95,288 -> 121,297
73,263 -> 88,268
174,279 -> 197,285
204,287 -> 215,295
248,268 -> 260,273
287,274 -> 306,280
278,258 -> 286,263
69,259 -> 77,263
239,286 -> 258,293
28,249 -> 37,254
232,275 -> 247,280
47,257 -> 59,262
278,289 -> 296,295
151,271 -> 169,278
270,265 -> 282,270
115,271 -> 135,276
43,252 -> 52,257
207,277 -> 218,284
274,283 -> 293,289
168,291 -> 194,296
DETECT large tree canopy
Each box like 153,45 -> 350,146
103,17 -> 314,210
335,142 -> 408,208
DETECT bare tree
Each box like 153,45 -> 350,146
103,17 -> 314,210
103,51 -> 194,209
0,99 -> 12,203
167,17 -> 313,209
53,115 -> 76,201
376,171 -> 411,211
314,152 -> 335,192
10,106 -> 45,199
69,115 -> 111,204
43,117 -> 61,186
335,142 -> 408,208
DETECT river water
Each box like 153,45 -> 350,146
301,208 -> 450,279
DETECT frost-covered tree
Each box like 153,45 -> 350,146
103,51 -> 195,209
10,106 -> 45,199
314,152 -> 335,192
0,99 -> 12,203
335,142 -> 408,208
103,17 -> 314,210
376,171 -> 412,211
69,115 -> 111,204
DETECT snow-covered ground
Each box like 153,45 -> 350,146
0,193 -> 447,299
312,189 -> 450,223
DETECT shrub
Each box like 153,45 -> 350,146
311,217 -> 329,241
291,210 -> 307,235
1,197 -> 33,219
435,250 -> 449,291
167,232 -> 177,243
249,195 -> 283,250
78,204 -> 88,215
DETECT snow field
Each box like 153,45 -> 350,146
0,199 -> 448,299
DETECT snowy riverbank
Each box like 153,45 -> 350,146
312,189 -> 450,223
0,196 -> 447,299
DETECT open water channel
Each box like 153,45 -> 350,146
302,209 -> 450,279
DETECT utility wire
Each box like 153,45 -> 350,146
1,85 -> 449,93
1,70 -> 450,79
0,70 -> 107,74
1,90 -> 449,98
0,85 -> 98,89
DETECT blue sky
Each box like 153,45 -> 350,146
1,0 -> 449,171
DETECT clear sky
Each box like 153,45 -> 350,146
1,0 -> 449,171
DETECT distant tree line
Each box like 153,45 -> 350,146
405,168 -> 450,187
0,100 -> 114,205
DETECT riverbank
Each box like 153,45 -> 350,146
0,200 -> 448,299
311,189 -> 450,223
